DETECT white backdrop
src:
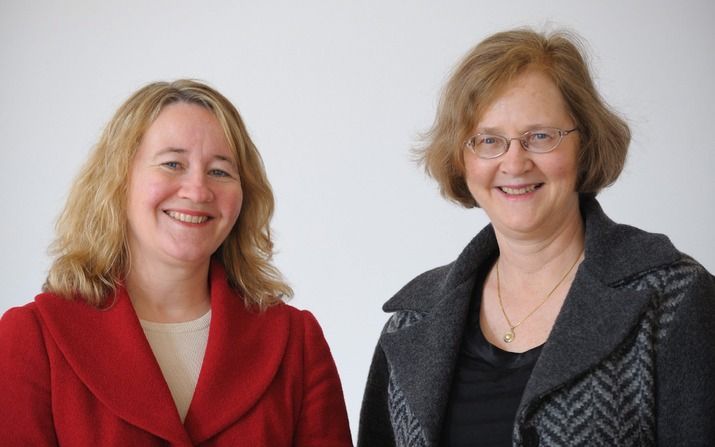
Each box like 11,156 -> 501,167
2,0 -> 714,436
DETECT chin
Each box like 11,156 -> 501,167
494,216 -> 546,236
163,249 -> 214,267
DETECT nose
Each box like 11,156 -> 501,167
499,138 -> 533,175
179,171 -> 214,203
505,137 -> 529,152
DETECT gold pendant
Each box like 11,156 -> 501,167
503,330 -> 515,343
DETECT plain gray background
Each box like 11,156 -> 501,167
2,0 -> 713,436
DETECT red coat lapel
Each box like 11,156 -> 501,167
33,263 -> 292,444
184,264 -> 290,443
34,288 -> 191,444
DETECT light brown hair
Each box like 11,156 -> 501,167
417,28 -> 631,207
45,79 -> 292,309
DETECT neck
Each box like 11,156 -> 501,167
480,202 -> 585,351
125,258 -> 212,323
493,202 -> 584,290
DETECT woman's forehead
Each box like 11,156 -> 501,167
473,71 -> 570,130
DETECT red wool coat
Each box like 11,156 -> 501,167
0,265 -> 352,446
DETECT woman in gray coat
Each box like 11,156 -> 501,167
358,29 -> 714,447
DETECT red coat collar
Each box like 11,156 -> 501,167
34,263 -> 290,444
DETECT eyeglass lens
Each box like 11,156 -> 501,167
467,128 -> 568,158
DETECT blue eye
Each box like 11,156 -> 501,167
528,130 -> 557,143
161,161 -> 181,170
209,169 -> 230,177
482,136 -> 498,145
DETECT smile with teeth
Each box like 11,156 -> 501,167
499,184 -> 542,195
165,210 -> 210,224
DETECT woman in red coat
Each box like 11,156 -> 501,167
0,80 -> 352,446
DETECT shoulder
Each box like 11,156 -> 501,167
269,304 -> 341,376
580,198 -> 689,285
265,303 -> 328,341
616,255 -> 714,307
383,223 -> 498,315
0,301 -> 50,372
582,198 -> 677,260
583,200 -> 714,317
263,301 -> 316,321
0,302 -> 43,336
376,263 -> 456,335
384,262 -> 456,312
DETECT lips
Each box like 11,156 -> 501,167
165,210 -> 210,224
498,183 -> 543,195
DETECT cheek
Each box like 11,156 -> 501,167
127,177 -> 174,221
559,145 -> 580,178
144,176 -> 176,204
143,182 -> 172,208
219,187 -> 243,223
463,158 -> 491,189
544,148 -> 579,184
558,159 -> 579,184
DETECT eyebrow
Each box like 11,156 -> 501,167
154,147 -> 186,157
475,127 -> 503,134
476,125 -> 554,134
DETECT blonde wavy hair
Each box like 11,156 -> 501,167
417,28 -> 631,208
45,79 -> 292,309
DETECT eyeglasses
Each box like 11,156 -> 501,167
464,127 -> 579,159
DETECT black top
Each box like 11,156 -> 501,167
440,275 -> 543,447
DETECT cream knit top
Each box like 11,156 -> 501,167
140,310 -> 211,422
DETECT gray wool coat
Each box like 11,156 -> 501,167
357,198 -> 715,447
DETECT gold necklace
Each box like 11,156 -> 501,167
496,251 -> 583,344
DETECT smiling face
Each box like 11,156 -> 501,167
464,69 -> 581,240
126,102 -> 243,271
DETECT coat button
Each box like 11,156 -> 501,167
521,426 -> 539,446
